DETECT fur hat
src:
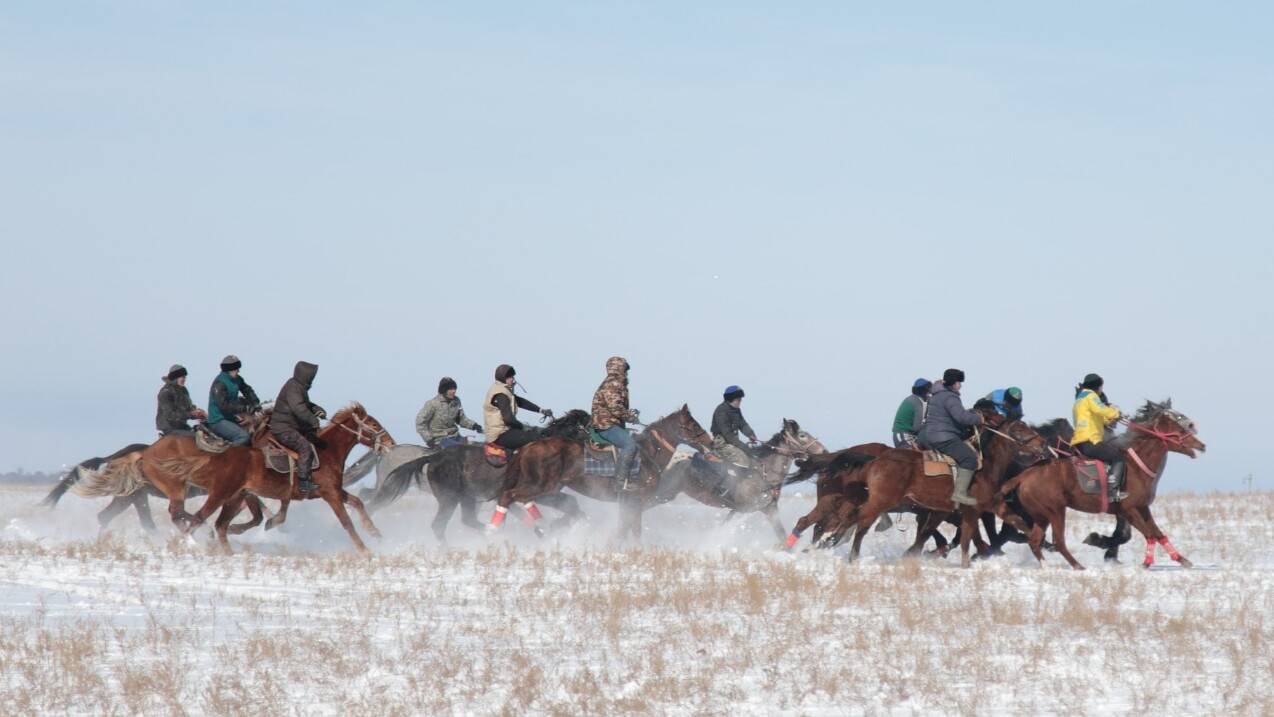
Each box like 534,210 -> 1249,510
165,364 -> 188,381
438,377 -> 457,394
220,355 -> 242,372
942,368 -> 965,386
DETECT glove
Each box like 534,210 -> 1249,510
630,409 -> 641,421
473,425 -> 484,434
313,407 -> 327,420
311,436 -> 329,451
541,408 -> 554,418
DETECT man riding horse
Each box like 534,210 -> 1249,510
206,354 -> 261,446
417,376 -> 483,449
484,364 -> 554,451
156,364 -> 206,437
590,356 -> 641,491
1071,372 -> 1128,503
269,360 -> 327,493
711,385 -> 760,471
919,368 -> 984,506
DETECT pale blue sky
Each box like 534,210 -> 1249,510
2,3 -> 1270,490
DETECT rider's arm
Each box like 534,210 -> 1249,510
493,394 -> 524,430
514,396 -> 542,414
415,401 -> 436,440
455,404 -> 480,431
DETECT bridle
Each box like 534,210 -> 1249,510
328,412 -> 391,453
979,412 -> 1048,460
771,429 -> 823,460
1120,416 -> 1193,450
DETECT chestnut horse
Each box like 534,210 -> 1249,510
75,404 -> 394,553
653,419 -> 828,540
783,443 -> 887,548
999,400 -> 1205,570
833,407 -> 1049,566
491,405 -> 712,541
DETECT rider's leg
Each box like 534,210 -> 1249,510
1077,441 -> 1127,502
208,419 -> 250,446
936,439 -> 978,506
273,429 -> 319,492
599,426 -> 638,490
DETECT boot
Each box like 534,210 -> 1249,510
951,468 -> 977,506
613,450 -> 637,493
1108,462 -> 1128,502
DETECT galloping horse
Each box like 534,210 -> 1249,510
830,406 -> 1048,566
999,400 -> 1205,570
654,419 -> 827,539
376,410 -> 594,542
75,404 -> 395,553
492,405 -> 712,541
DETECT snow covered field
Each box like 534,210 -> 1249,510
1,482 -> 1271,715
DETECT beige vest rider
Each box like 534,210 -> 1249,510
483,382 -> 517,442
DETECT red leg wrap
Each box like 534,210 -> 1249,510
784,532 -> 800,549
1159,536 -> 1182,561
524,503 -> 542,521
1143,537 -> 1156,566
490,506 -> 507,528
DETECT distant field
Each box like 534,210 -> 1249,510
1,484 -> 1271,715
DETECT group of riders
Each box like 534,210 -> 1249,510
154,354 -> 1126,504
892,368 -> 1126,505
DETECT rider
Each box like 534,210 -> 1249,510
156,364 -> 206,437
269,361 -> 327,493
206,355 -> 261,446
891,378 -> 932,448
590,356 -> 641,489
483,364 -> 554,451
711,385 -> 760,470
983,387 -> 1025,421
919,368 -> 984,506
1071,373 -> 1127,502
417,377 -> 482,448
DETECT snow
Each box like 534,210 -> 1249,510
0,482 -> 1271,715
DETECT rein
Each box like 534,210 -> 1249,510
1119,418 -> 1190,449
327,413 -> 390,452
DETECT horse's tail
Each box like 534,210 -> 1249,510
784,451 -> 876,486
71,458 -> 149,498
343,449 -> 381,487
370,452 -> 444,511
45,443 -> 150,506
999,475 -> 1025,498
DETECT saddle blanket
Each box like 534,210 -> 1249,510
262,442 -> 320,475
1074,459 -> 1120,495
583,447 -> 642,478
195,427 -> 232,454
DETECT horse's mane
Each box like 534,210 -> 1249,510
329,402 -> 367,424
545,409 -> 590,439
1133,399 -> 1172,424
1031,418 -> 1074,445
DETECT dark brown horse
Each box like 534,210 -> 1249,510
831,408 -> 1049,566
653,419 -> 827,540
75,404 -> 395,553
999,400 -> 1205,570
376,410 -> 594,542
491,405 -> 712,541
782,443 -> 887,548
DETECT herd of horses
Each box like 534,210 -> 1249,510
44,398 -> 1205,570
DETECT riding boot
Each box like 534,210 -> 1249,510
613,450 -> 637,493
1108,462 -> 1128,502
951,468 -> 977,506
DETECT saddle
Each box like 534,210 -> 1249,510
583,443 -> 642,478
194,425 -> 232,454
484,443 -> 509,467
1073,457 -> 1122,513
262,438 -> 320,475
920,438 -> 983,479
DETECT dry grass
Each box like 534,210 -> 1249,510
0,491 -> 1271,714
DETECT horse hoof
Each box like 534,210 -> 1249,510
1176,557 -> 1193,569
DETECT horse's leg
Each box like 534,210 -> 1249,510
980,513 -> 1005,555
342,492 -> 383,539
184,479 -> 242,536
848,493 -> 890,563
265,496 -> 291,531
536,492 -> 585,532
131,492 -> 158,532
458,496 -> 484,531
787,495 -> 838,550
959,508 -> 985,568
228,494 -> 265,535
212,494 -> 245,554
720,510 -> 738,526
762,503 -> 786,542
1135,506 -> 1191,568
96,497 -> 135,532
1027,517 -> 1048,566
906,511 -> 942,558
319,488 -> 370,555
432,491 -> 461,543
1047,510 -> 1083,570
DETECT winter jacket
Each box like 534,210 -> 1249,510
590,356 -> 637,430
483,382 -> 542,441
416,394 -> 479,444
891,394 -> 927,434
1072,389 -> 1121,446
983,389 -> 1024,421
711,401 -> 757,452
208,372 -> 260,425
919,383 -> 983,445
270,361 -> 325,436
156,380 -> 197,433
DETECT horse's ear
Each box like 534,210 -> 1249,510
681,403 -> 689,413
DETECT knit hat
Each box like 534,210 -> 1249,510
912,378 -> 932,397
942,368 -> 965,386
438,377 -> 457,394
723,385 -> 745,402
495,364 -> 516,381
165,364 -> 188,381
1081,373 -> 1104,390
1004,386 -> 1023,405
220,355 -> 242,372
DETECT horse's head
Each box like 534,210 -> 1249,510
328,403 -> 396,452
773,418 -> 826,458
669,404 -> 712,452
1132,399 -> 1206,458
976,404 -> 1050,464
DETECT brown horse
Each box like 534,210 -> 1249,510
75,404 -> 395,553
490,405 -> 713,541
653,419 -> 828,540
835,408 -> 1049,567
999,400 -> 1205,570
782,442 -> 887,547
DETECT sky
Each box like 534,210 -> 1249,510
2,3 -> 1271,491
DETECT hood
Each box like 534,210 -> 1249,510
494,364 -> 516,382
932,383 -> 957,398
293,361 -> 318,388
605,356 -> 629,377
